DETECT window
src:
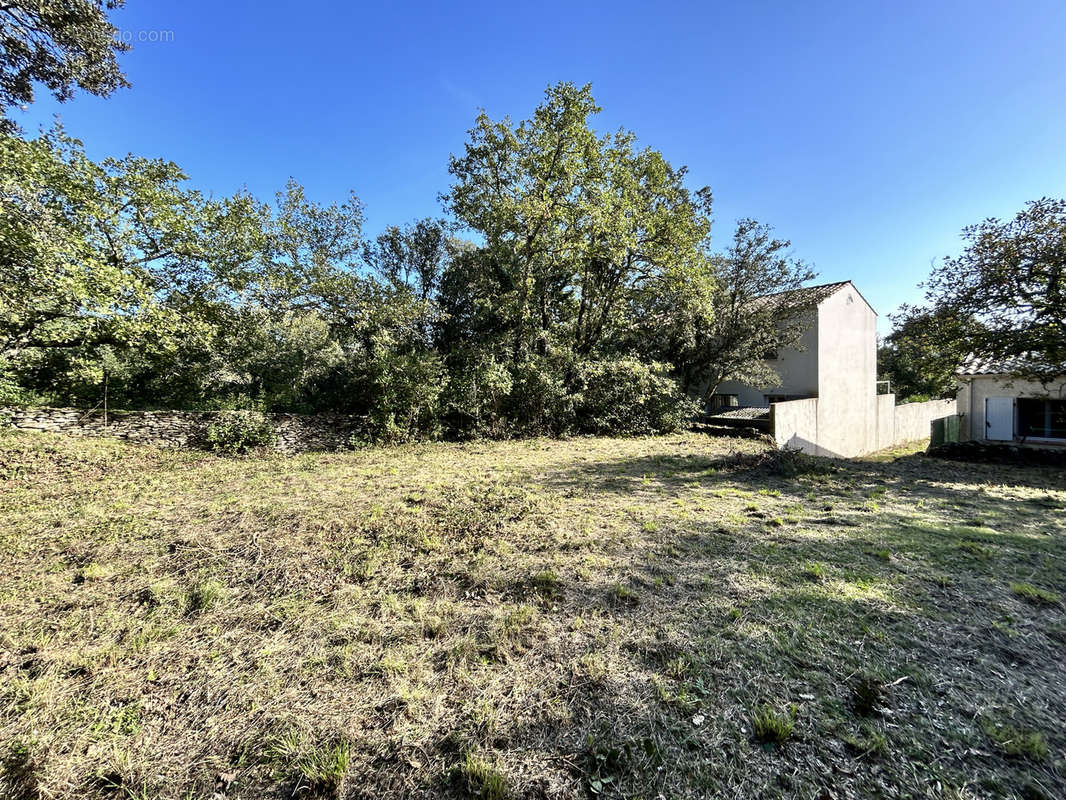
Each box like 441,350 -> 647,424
709,394 -> 739,410
1017,397 -> 1066,440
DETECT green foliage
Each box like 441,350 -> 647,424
267,729 -> 351,794
664,218 -> 815,402
440,349 -> 514,439
1,82 -> 825,445
916,198 -> 1066,384
443,82 -> 714,375
575,358 -> 697,435
359,342 -> 443,445
530,570 -> 561,599
0,0 -> 129,123
205,409 -> 277,455
0,126 -> 264,406
184,578 -> 224,615
504,356 -> 576,437
880,308 -> 981,401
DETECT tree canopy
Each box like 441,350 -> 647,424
1,82 -> 825,441
890,198 -> 1066,390
0,0 -> 129,124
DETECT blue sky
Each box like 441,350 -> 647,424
14,1 -> 1066,334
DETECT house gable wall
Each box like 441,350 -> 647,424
715,311 -> 818,406
811,284 -> 878,456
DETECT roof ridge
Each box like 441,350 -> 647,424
758,280 -> 850,300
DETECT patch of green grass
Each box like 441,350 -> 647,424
802,561 -> 827,581
1009,582 -> 1060,607
607,582 -> 639,607
865,547 -> 891,562
843,722 -> 889,758
455,752 -> 509,800
72,562 -> 108,584
958,540 -> 993,558
530,569 -> 561,598
267,729 -> 351,794
184,578 -> 224,615
980,719 -> 1050,760
750,703 -> 796,745
663,655 -> 690,680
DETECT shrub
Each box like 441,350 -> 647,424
505,356 -> 576,437
353,348 -> 444,445
205,409 -> 277,454
574,359 -> 697,436
440,351 -> 514,439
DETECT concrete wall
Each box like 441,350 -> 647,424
715,311 -> 819,407
957,376 -> 1066,441
771,395 -> 958,457
770,397 -> 819,452
876,394 -> 895,449
0,407 -> 367,453
894,398 -> 957,444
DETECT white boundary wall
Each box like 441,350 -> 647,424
770,395 -> 957,458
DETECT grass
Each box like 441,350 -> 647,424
1010,581 -> 1061,607
750,704 -> 796,745
0,429 -> 1064,798
980,718 -> 1051,760
455,752 -> 510,800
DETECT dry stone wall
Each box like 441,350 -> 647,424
0,407 -> 366,453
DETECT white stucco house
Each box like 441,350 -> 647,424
711,280 -> 957,458
715,281 -> 877,409
956,357 -> 1066,444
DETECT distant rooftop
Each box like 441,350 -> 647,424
957,354 -> 1060,376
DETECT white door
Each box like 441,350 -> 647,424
985,397 -> 1014,440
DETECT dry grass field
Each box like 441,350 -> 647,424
0,429 -> 1063,799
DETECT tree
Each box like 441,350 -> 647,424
879,308 -> 980,401
0,126 -> 263,403
921,198 -> 1066,383
444,81 -> 713,366
441,82 -> 718,434
0,0 -> 129,123
665,218 -> 815,401
364,218 -> 449,302
364,218 -> 450,341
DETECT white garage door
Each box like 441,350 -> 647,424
985,396 -> 1014,441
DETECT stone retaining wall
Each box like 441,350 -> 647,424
0,407 -> 366,453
